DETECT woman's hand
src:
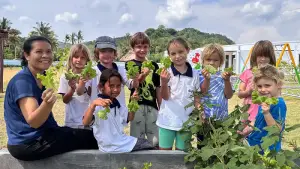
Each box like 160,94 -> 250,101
42,88 -> 57,105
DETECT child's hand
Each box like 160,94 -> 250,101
201,69 -> 211,79
142,67 -> 150,76
160,69 -> 170,85
221,72 -> 231,81
42,88 -> 57,105
132,75 -> 139,88
79,75 -> 91,84
131,90 -> 139,101
92,98 -> 112,108
261,102 -> 270,114
68,79 -> 77,91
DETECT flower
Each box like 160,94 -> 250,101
192,57 -> 199,63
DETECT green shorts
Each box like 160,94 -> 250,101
159,127 -> 192,150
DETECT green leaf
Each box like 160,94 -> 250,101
200,147 -> 215,161
276,153 -> 286,166
204,65 -> 217,74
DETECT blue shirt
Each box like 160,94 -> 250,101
199,71 -> 230,119
247,97 -> 287,152
4,66 -> 58,145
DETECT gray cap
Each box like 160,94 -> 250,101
95,36 -> 117,50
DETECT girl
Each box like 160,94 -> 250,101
238,64 -> 286,152
199,43 -> 234,120
4,36 -> 97,161
58,44 -> 92,128
157,37 -> 200,151
238,40 -> 276,122
82,69 -> 153,153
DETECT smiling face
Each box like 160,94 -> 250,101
72,52 -> 88,70
203,52 -> 221,69
98,48 -> 116,65
133,43 -> 149,60
168,42 -> 189,67
25,41 -> 53,72
256,77 -> 281,98
101,76 -> 122,99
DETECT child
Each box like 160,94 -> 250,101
82,69 -> 153,153
58,44 -> 92,128
199,43 -> 234,120
125,32 -> 161,147
238,40 -> 276,122
238,64 -> 286,152
77,36 -> 136,107
157,37 -> 200,151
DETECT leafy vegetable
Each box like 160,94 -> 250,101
65,69 -> 80,81
128,99 -> 139,112
224,67 -> 236,75
37,67 -> 58,90
156,57 -> 172,75
204,65 -> 217,74
126,61 -> 139,79
142,60 -> 155,70
252,90 -> 279,105
81,61 -> 97,79
97,107 -> 110,120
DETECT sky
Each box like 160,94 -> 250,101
1,0 -> 300,44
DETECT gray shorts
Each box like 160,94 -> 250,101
132,138 -> 154,151
130,105 -> 159,147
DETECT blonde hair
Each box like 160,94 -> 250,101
66,44 -> 92,70
253,64 -> 284,84
201,43 -> 225,67
250,40 -> 276,68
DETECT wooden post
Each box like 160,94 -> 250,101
0,30 -> 9,93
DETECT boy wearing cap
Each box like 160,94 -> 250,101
125,32 -> 161,147
78,36 -> 136,107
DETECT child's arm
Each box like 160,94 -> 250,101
261,103 -> 283,130
238,120 -> 255,136
237,82 -> 253,99
62,79 -> 76,104
82,98 -> 112,125
76,77 -> 90,96
200,69 -> 210,94
160,69 -> 171,100
222,72 -> 234,99
138,67 -> 150,83
156,87 -> 162,108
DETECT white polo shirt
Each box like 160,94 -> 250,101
87,62 -> 132,107
58,74 -> 90,127
156,63 -> 200,131
92,96 -> 137,153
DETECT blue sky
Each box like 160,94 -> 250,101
1,0 -> 300,44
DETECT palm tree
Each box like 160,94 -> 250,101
0,17 -> 11,30
70,32 -> 77,45
8,28 -> 21,59
64,34 -> 70,44
29,21 -> 58,49
77,30 -> 83,43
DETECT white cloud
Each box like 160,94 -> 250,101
155,0 -> 196,26
237,26 -> 283,43
18,16 -> 31,22
240,0 -> 282,21
55,12 -> 82,25
118,13 -> 134,25
2,4 -> 16,11
282,8 -> 300,20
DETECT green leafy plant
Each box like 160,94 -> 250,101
156,57 -> 172,75
37,66 -> 58,90
224,67 -> 236,75
81,61 -> 97,79
126,61 -> 140,79
65,69 -> 80,81
204,65 -> 217,75
181,90 -> 300,169
252,90 -> 279,105
97,107 -> 110,120
128,99 -> 139,113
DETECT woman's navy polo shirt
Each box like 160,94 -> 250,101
4,66 -> 58,145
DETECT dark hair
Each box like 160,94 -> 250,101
130,32 -> 150,48
167,37 -> 190,55
99,69 -> 123,87
21,36 -> 52,67
250,40 -> 276,68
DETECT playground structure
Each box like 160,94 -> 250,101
186,41 -> 300,98
0,30 -> 9,93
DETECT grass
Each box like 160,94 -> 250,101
1,67 -> 300,150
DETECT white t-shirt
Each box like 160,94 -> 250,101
92,101 -> 137,153
87,63 -> 132,107
156,63 -> 201,131
58,74 -> 90,127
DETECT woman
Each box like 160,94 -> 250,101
4,36 -> 98,161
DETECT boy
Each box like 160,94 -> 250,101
125,32 -> 161,147
238,64 -> 286,152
